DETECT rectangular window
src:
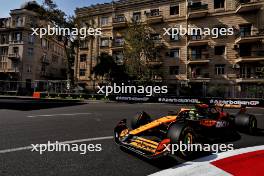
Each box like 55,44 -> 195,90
13,47 -> 19,54
27,65 -> 32,73
170,34 -> 180,41
80,40 -> 88,49
215,64 -> 225,75
28,33 -> 34,44
79,69 -> 86,76
168,49 -> 180,58
115,15 -> 126,22
191,30 -> 202,40
52,55 -> 59,63
239,24 -> 252,37
191,48 -> 202,59
114,37 -> 124,46
101,17 -> 109,26
13,32 -> 22,43
170,5 -> 179,15
149,9 -> 160,17
15,17 -> 23,27
0,34 -> 8,44
214,0 -> 225,9
28,48 -> 34,56
215,46 -> 225,55
239,44 -> 252,57
41,39 -> 48,49
0,47 -> 8,55
101,38 -> 109,47
80,54 -> 87,62
133,12 -> 141,22
169,66 -> 179,75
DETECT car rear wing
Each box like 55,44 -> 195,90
215,104 -> 247,113
216,104 -> 242,109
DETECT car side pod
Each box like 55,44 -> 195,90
114,119 -> 128,144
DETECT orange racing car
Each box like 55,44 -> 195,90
114,104 -> 257,159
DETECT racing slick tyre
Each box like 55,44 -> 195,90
114,120 -> 129,144
131,112 -> 152,129
167,123 -> 197,160
235,114 -> 257,134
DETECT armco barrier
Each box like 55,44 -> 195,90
34,92 -> 107,100
108,95 -> 264,107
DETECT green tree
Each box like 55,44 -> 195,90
123,20 -> 163,82
93,53 -> 128,82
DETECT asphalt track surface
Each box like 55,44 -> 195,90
0,100 -> 263,176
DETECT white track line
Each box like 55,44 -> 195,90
27,113 -> 92,118
0,136 -> 113,154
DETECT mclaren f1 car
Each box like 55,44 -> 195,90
114,104 -> 258,159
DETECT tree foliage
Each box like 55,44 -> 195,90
93,53 -> 128,82
123,21 -> 163,82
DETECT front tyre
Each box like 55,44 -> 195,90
167,123 -> 197,160
131,111 -> 152,129
114,120 -> 129,144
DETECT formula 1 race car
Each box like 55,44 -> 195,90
114,104 -> 258,159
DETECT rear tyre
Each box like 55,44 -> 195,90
235,114 -> 257,134
167,123 -> 197,160
131,111 -> 152,129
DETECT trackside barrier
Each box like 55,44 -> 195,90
34,92 -> 107,100
108,95 -> 264,108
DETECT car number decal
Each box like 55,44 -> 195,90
216,121 -> 229,128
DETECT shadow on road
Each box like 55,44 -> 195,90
0,99 -> 86,111
120,146 -> 216,170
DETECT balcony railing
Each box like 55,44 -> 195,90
7,68 -> 19,73
0,55 -> 8,62
188,35 -> 209,46
188,73 -> 210,79
239,50 -> 264,57
112,42 -> 124,47
188,53 -> 209,60
112,16 -> 127,28
111,40 -> 124,50
236,0 -> 263,13
9,40 -> 23,44
188,4 -> 208,12
188,53 -> 210,64
235,29 -> 264,43
237,29 -> 264,37
145,11 -> 163,23
188,3 -> 208,18
237,74 -> 264,79
8,53 -> 20,60
113,16 -> 127,23
146,10 -> 162,17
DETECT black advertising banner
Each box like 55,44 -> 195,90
110,95 -> 264,107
